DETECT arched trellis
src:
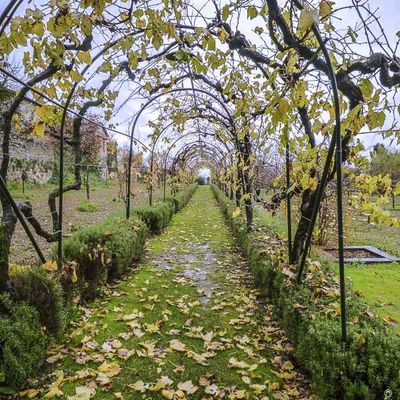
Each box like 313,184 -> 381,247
160,131 -> 230,201
149,125 -> 234,205
0,0 -> 348,343
126,87 -> 236,217
163,140 -> 228,199
170,142 -> 228,173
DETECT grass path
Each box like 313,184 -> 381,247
29,187 -> 314,400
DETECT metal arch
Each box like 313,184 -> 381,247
163,139 -> 228,201
55,31 -> 153,262
127,87 -> 236,217
177,153 -> 223,175
167,140 -> 228,176
289,16 -> 346,342
160,131 -> 230,202
149,127 -> 233,205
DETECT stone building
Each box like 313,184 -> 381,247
0,97 -> 110,184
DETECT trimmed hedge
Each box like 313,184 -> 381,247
63,215 -> 148,299
0,293 -> 48,388
131,182 -> 198,234
211,184 -> 400,400
133,203 -> 173,234
10,267 -> 66,337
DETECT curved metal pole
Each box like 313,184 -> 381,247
295,24 -> 346,343
127,87 -> 234,218
0,0 -> 23,35
55,33 -> 152,262
168,141 -> 227,173
163,139 -> 227,201
154,121 -> 235,202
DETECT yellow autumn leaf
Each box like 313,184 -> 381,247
98,361 -> 121,377
177,381 -> 198,395
144,321 -> 161,333
46,353 -> 64,364
319,1 -> 334,20
44,370 -> 64,398
33,121 -> 45,137
128,380 -> 147,393
228,389 -> 248,399
67,386 -> 96,400
96,372 -> 110,386
43,260 -> 58,271
70,70 -> 83,83
77,51 -> 92,64
232,207 -> 241,218
71,269 -> 78,283
19,389 -> 41,399
161,389 -> 175,399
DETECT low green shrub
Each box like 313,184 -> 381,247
133,202 -> 173,234
0,293 -> 48,388
211,184 -> 400,400
129,183 -> 198,233
173,182 -> 198,212
75,199 -> 99,213
10,267 -> 66,337
63,215 -> 148,299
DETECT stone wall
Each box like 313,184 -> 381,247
0,134 -> 56,184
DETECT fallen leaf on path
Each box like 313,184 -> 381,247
178,380 -> 198,394
128,381 -> 147,393
67,386 -> 96,400
169,339 -> 186,352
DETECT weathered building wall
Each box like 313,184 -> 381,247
1,134 -> 55,184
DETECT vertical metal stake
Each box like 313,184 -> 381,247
285,141 -> 292,262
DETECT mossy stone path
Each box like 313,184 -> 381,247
30,187 -> 314,400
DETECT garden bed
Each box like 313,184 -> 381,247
322,245 -> 400,263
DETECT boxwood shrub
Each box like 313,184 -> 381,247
63,183 -> 198,299
211,184 -> 400,400
63,215 -> 148,299
133,202 -> 173,234
0,182 -> 199,389
132,182 -> 198,233
0,293 -> 48,388
9,267 -> 66,337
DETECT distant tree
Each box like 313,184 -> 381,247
369,144 -> 400,207
370,144 -> 400,185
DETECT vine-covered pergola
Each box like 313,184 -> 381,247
1,0 -> 400,347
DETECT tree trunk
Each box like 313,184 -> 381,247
290,188 -> 316,264
243,133 -> 254,232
